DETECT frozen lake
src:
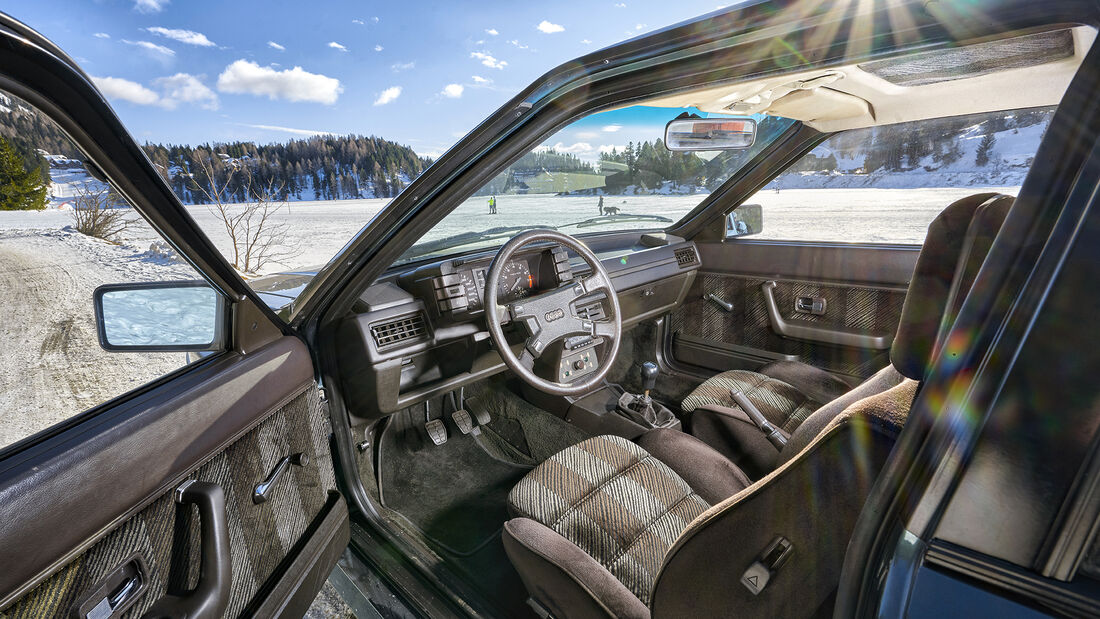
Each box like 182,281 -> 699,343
1,186 -> 1023,276
0,185 -> 1020,448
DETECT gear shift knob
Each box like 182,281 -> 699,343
641,362 -> 659,394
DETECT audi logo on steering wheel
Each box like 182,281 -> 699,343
544,308 -> 565,322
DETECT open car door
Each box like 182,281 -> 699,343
0,16 -> 348,618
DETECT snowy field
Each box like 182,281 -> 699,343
0,185 -> 1019,449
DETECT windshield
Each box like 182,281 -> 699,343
398,106 -> 796,263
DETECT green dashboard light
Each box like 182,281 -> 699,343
620,257 -> 628,265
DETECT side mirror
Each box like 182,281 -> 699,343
93,281 -> 227,352
665,116 -> 757,151
726,204 -> 762,238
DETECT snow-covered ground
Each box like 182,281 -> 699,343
0,185 -> 1020,449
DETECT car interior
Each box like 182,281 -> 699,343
2,5 -> 1098,619
317,25 -> 1092,619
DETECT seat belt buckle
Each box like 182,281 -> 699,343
740,536 -> 793,595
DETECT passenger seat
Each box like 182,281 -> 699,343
682,193 -> 1014,474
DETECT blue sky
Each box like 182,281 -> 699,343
10,1 -> 733,159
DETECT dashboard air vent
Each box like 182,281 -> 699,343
370,313 -> 428,348
576,301 -> 605,321
674,247 -> 698,268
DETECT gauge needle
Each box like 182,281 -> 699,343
510,279 -> 522,291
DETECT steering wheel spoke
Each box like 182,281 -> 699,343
580,272 -> 610,295
516,347 -> 537,371
592,320 -> 616,339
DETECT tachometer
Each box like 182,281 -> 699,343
498,261 -> 534,302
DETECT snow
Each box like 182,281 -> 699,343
100,286 -> 218,347
0,184 -> 1021,449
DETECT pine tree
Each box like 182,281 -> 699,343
0,137 -> 48,210
975,134 -> 996,167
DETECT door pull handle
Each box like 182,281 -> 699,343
143,481 -> 231,619
253,452 -> 309,504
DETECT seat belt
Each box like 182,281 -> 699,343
729,390 -> 788,450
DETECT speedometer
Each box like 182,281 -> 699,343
498,261 -> 533,302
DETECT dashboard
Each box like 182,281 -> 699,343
336,236 -> 702,420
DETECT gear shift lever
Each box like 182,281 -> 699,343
641,362 -> 659,401
616,361 -> 674,428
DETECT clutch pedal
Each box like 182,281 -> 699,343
425,419 -> 448,445
452,409 -> 477,435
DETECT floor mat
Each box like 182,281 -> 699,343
378,412 -> 530,556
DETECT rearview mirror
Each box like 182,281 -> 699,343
665,116 -> 757,151
93,281 -> 226,352
726,204 -> 762,238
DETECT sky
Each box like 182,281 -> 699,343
9,1 -> 736,159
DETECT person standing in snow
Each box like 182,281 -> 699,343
598,196 -> 604,216
488,195 -> 497,214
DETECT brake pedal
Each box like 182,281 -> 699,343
425,419 -> 448,445
452,409 -> 477,435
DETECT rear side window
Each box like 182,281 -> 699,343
740,106 -> 1055,244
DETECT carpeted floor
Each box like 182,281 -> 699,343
373,379 -> 592,617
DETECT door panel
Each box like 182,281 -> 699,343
0,338 -> 348,616
670,242 -> 917,381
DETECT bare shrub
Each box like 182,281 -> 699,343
191,156 -> 299,275
70,184 -> 131,241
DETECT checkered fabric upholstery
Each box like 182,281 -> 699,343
508,435 -> 710,606
680,369 -> 824,433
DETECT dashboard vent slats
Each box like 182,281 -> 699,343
674,247 -> 698,268
370,313 -> 428,348
576,301 -> 605,321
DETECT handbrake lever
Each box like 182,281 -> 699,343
729,390 -> 788,450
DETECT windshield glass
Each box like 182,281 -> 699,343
398,106 -> 795,263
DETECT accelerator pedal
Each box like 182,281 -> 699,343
425,419 -> 448,446
452,409 -> 478,435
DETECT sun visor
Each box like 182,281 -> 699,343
765,87 -> 874,124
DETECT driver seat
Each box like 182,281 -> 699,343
501,195 -> 1011,618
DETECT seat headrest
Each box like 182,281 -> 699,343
890,193 -> 1014,380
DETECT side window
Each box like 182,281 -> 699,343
0,90 -> 225,452
737,106 -> 1056,244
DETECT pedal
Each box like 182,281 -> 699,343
452,409 -> 475,435
425,419 -> 448,445
472,408 -> 491,427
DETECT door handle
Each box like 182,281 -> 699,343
761,281 -> 892,350
143,480 -> 231,619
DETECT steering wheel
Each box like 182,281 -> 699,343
485,229 -> 622,396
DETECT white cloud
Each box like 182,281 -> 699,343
372,16 -> 380,23
598,144 -> 624,153
581,39 -> 592,44
635,23 -> 647,31
328,41 -> 348,52
374,86 -> 402,106
145,27 -> 215,47
508,39 -> 530,49
153,73 -> 218,109
537,20 -> 565,34
486,28 -> 499,36
352,18 -> 365,25
93,32 -> 111,39
615,2 -> 626,6
133,0 -> 168,13
392,61 -> 416,72
93,73 -> 218,110
121,39 -> 175,59
471,75 -> 490,84
551,141 -> 592,154
243,123 -> 335,136
217,60 -> 343,104
267,41 -> 285,51
471,51 -> 507,70
374,44 -> 384,52
441,84 -> 464,98
92,76 -> 160,105
602,124 -> 623,132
